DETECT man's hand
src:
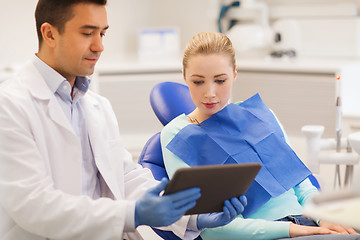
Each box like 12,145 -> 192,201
135,178 -> 201,227
197,195 -> 247,230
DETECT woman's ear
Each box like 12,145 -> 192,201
233,67 -> 238,81
183,69 -> 188,84
40,22 -> 58,48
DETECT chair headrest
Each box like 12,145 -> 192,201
150,82 -> 196,126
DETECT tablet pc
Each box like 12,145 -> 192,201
163,163 -> 261,215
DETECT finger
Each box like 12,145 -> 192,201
168,187 -> 201,201
349,229 -> 360,235
224,206 -> 230,218
231,197 -> 244,215
343,226 -> 359,234
172,200 -> 197,216
222,204 -> 230,220
342,227 -> 358,234
224,199 -> 237,218
329,225 -> 349,234
316,226 -> 334,235
149,178 -> 169,195
172,192 -> 201,209
239,195 -> 247,207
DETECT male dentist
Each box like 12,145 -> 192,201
0,0 -> 246,239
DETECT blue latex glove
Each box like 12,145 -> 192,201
197,195 -> 247,230
135,178 -> 201,227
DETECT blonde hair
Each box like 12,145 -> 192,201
183,31 -> 236,77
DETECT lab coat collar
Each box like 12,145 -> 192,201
32,55 -> 67,95
19,60 -> 54,101
18,60 -> 76,135
18,60 -> 120,199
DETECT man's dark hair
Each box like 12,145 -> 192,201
35,0 -> 107,46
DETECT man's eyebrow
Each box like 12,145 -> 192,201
80,25 -> 109,30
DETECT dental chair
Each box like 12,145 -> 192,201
139,132 -> 191,240
138,82 -> 320,239
150,81 -> 196,126
139,82 -> 201,239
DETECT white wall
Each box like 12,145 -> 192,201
3,0 -> 360,68
4,0 -> 360,66
0,0 -> 218,68
100,0 -> 219,62
0,1 -> 38,68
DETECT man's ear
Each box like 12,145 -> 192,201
40,22 -> 58,48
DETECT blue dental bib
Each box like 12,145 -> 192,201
166,93 -> 311,217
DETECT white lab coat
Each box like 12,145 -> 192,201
0,61 -> 192,240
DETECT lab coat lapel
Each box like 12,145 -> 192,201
83,95 -> 123,199
20,62 -> 76,136
17,62 -> 82,194
47,99 -> 76,135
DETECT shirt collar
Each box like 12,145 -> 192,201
33,55 -> 66,94
32,55 -> 91,96
74,76 -> 90,93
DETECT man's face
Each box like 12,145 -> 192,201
52,3 -> 108,81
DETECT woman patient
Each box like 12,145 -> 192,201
160,31 -> 359,239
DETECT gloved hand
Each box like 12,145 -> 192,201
197,195 -> 247,230
135,178 -> 201,228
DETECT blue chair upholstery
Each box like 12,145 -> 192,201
138,132 -> 167,181
150,81 -> 196,126
142,82 -> 201,239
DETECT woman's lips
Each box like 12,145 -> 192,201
203,102 -> 217,109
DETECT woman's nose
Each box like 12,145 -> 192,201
204,84 -> 216,98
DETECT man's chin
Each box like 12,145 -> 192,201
79,68 -> 96,77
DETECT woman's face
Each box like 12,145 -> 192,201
184,53 -> 237,120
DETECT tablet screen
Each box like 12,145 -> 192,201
163,163 -> 261,215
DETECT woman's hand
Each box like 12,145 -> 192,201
318,219 -> 359,235
289,220 -> 359,238
289,223 -> 333,238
